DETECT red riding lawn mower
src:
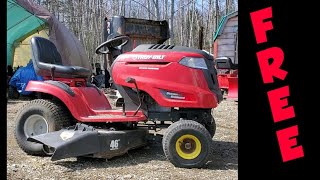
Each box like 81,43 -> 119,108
14,18 -> 223,169
215,57 -> 238,100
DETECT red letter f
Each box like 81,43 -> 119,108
250,7 -> 273,44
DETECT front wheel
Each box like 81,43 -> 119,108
15,99 -> 71,155
162,120 -> 213,168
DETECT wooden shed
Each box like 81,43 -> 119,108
213,11 -> 238,64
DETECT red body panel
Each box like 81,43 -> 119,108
217,70 -> 238,99
112,52 -> 219,108
25,81 -> 146,122
227,77 -> 238,99
25,50 -> 220,122
217,74 -> 229,89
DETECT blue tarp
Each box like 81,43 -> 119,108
9,60 -> 43,95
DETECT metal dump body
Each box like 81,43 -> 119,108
104,16 -> 170,53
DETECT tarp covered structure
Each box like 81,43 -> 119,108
7,0 -> 91,70
13,29 -> 48,67
7,0 -> 46,66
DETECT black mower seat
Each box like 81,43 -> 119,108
30,37 -> 91,78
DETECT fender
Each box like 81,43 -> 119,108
25,81 -> 112,121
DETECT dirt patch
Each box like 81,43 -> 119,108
7,97 -> 238,180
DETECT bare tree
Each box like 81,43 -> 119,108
40,0 -> 238,63
152,0 -> 160,20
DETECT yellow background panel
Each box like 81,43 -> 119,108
13,30 -> 48,68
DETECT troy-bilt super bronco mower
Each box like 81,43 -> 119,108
14,25 -> 223,169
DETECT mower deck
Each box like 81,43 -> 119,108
28,123 -> 148,161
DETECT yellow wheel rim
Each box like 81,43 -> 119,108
175,134 -> 201,160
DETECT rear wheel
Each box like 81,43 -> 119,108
15,99 -> 71,155
162,120 -> 213,168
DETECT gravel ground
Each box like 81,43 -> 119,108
7,95 -> 238,180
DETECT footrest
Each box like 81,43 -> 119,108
88,114 -> 125,118
82,112 -> 146,122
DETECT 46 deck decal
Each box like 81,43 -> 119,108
110,139 -> 120,150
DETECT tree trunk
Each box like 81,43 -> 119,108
226,0 -> 229,14
169,0 -> 174,44
147,0 -> 151,19
152,0 -> 160,20
121,0 -> 126,16
188,0 -> 195,47
215,0 -> 220,32
179,0 -> 184,46
165,0 -> 168,19
129,0 -> 132,17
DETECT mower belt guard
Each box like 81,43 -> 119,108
27,123 -> 148,161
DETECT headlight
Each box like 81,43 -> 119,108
179,57 -> 208,69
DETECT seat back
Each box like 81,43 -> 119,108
30,36 -> 91,79
30,36 -> 63,76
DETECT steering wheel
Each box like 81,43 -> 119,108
95,35 -> 130,54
